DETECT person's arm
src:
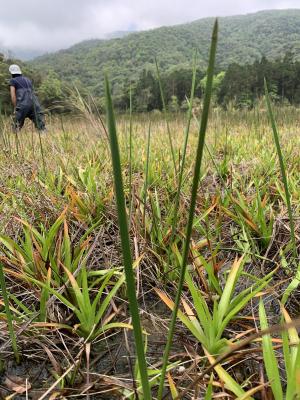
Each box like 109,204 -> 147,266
10,86 -> 17,109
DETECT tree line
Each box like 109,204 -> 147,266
115,53 -> 300,111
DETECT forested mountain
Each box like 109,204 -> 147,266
31,9 -> 300,97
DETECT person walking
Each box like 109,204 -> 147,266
9,64 -> 46,132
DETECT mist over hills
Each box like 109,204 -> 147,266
0,31 -> 134,61
29,9 -> 300,95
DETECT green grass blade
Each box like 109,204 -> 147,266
264,79 -> 296,263
63,221 -> 72,271
81,266 -> 91,312
156,289 -> 207,343
143,121 -> 151,230
259,299 -> 283,400
155,58 -> 177,177
219,276 -> 271,338
37,127 -> 46,176
286,342 -> 300,399
104,76 -> 151,399
0,262 -> 20,363
27,275 -> 75,310
282,270 -> 300,306
185,270 -> 212,333
94,273 -> 125,325
41,214 -> 65,260
91,270 -> 115,313
177,52 -> 197,178
157,19 -> 218,399
165,52 -> 198,275
62,265 -> 87,313
281,306 -> 300,399
218,257 -> 243,323
40,267 -> 51,322
205,349 -> 248,397
128,84 -> 133,226
204,375 -> 213,400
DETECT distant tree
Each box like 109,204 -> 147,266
0,61 -> 11,113
201,71 -> 225,103
133,70 -> 161,111
218,63 -> 255,107
37,70 -> 64,111
168,95 -> 179,112
162,67 -> 203,103
217,53 -> 300,108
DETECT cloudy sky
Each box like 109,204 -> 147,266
0,0 -> 299,57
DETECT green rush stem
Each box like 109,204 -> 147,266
129,85 -> 133,227
0,262 -> 20,363
155,58 -> 178,178
264,79 -> 297,260
104,76 -> 151,399
38,130 -> 46,176
143,121 -> 151,235
14,130 -> 20,156
165,52 -> 198,276
157,19 -> 218,399
32,96 -> 46,176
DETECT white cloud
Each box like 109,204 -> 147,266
0,0 -> 299,55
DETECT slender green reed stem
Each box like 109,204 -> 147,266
104,76 -> 151,399
165,53 -> 198,276
157,20 -> 218,399
155,58 -> 177,177
0,262 -> 20,363
30,126 -> 36,161
0,115 -> 8,150
264,79 -> 297,259
60,114 -> 68,144
37,129 -> 46,176
88,93 -> 109,140
129,85 -> 133,226
32,96 -> 47,175
205,143 -> 228,191
14,130 -> 20,156
265,80 -> 299,305
143,121 -> 151,233
6,112 -> 12,155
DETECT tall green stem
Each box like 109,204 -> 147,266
0,262 -> 20,363
104,77 -> 151,399
157,19 -> 218,399
165,52 -> 197,277
143,121 -> 151,232
129,85 -> 133,226
155,58 -> 178,177
264,79 -> 299,304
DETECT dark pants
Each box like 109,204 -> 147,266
14,103 -> 45,132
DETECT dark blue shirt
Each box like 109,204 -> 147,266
9,75 -> 33,91
9,75 -> 35,106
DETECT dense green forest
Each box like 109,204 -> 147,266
31,9 -> 300,99
124,54 -> 300,111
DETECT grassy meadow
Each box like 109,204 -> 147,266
0,97 -> 299,398
0,24 -> 300,399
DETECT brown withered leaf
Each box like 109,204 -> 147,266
4,375 -> 31,394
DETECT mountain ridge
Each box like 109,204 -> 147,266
30,9 -> 300,96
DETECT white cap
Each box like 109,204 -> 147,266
9,64 -> 22,75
